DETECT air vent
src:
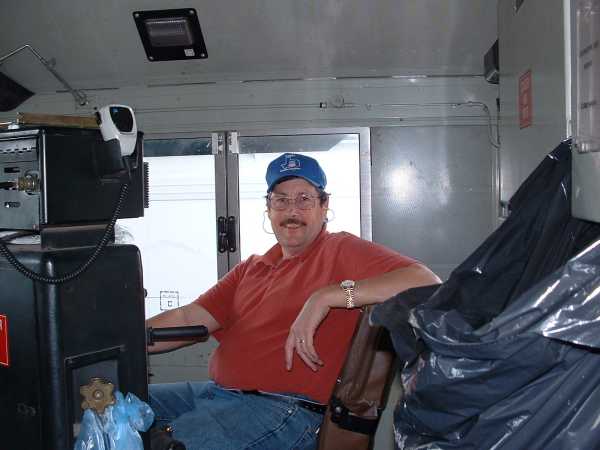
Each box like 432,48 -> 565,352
0,139 -> 37,155
133,8 -> 208,62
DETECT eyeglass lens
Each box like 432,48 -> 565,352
270,194 -> 317,210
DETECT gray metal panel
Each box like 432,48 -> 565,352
371,126 -> 494,281
0,1 -> 496,96
572,151 -> 600,221
498,0 -> 569,203
0,130 -> 41,229
358,128 -> 372,241
149,339 -> 215,384
570,0 -> 600,223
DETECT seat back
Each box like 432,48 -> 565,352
317,305 -> 398,450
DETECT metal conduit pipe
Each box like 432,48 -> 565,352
363,100 -> 500,149
135,100 -> 500,150
0,44 -> 88,106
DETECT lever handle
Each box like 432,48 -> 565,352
147,325 -> 209,346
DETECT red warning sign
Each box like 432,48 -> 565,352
0,315 -> 9,367
519,70 -> 533,129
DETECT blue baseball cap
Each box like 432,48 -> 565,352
266,153 -> 327,192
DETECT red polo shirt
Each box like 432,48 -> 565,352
196,230 -> 415,403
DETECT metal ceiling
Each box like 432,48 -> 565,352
0,0 -> 497,95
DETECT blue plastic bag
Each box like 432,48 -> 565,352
105,391 -> 155,450
75,409 -> 108,450
74,391 -> 154,450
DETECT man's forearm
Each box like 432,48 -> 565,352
316,263 -> 441,310
146,302 -> 221,353
285,263 -> 441,370
353,263 -> 441,306
146,307 -> 194,353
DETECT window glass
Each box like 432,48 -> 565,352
118,139 -> 217,319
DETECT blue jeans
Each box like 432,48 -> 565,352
149,381 -> 323,450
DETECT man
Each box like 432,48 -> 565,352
147,152 -> 440,450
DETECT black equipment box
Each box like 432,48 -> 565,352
0,244 -> 149,450
0,126 -> 147,230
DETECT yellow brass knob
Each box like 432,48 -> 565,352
80,377 -> 115,414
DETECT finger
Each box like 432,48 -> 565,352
296,346 -> 319,371
284,333 -> 295,371
305,335 -> 323,366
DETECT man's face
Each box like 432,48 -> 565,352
267,177 -> 328,258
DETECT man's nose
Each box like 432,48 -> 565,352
286,200 -> 301,213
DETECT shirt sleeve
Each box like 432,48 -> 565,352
337,232 -> 417,279
194,259 -> 249,337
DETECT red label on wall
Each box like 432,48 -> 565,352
0,315 -> 9,367
519,70 -> 533,129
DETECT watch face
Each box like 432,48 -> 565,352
341,279 -> 355,289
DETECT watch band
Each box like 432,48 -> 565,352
341,280 -> 357,309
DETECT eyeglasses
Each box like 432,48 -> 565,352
267,193 -> 321,211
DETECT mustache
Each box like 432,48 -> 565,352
280,218 -> 306,227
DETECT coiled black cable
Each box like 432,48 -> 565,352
0,182 -> 129,284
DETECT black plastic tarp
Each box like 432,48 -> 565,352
372,141 -> 600,449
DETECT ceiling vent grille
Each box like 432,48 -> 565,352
133,9 -> 208,62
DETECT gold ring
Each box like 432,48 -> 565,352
297,338 -> 304,344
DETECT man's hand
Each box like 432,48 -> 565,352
284,287 -> 335,371
282,264 -> 441,371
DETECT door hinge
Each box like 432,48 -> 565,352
211,133 -> 224,155
227,131 -> 239,154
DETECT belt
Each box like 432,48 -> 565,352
241,390 -> 327,415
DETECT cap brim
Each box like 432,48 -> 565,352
267,174 -> 322,192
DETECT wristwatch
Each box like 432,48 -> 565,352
340,279 -> 357,309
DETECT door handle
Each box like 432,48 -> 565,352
226,216 -> 236,253
217,216 -> 237,253
217,216 -> 227,253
